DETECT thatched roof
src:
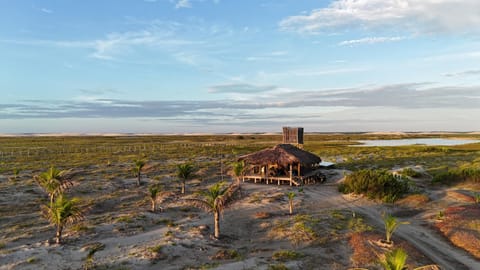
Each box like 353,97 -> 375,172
238,144 -> 321,167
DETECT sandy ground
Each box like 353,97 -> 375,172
1,170 -> 479,270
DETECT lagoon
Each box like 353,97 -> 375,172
356,138 -> 480,147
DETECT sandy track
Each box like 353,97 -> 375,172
305,183 -> 480,270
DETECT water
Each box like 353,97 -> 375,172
355,138 -> 480,147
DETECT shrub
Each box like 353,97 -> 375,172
339,169 -> 409,202
432,166 -> 480,184
272,250 -> 303,261
401,168 -> 422,178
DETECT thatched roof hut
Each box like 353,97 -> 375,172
238,144 -> 322,186
238,144 -> 321,167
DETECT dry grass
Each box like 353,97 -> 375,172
446,190 -> 476,203
349,232 -> 379,268
396,194 -> 430,208
435,205 -> 480,259
253,211 -> 271,219
210,249 -> 240,260
349,231 -> 434,269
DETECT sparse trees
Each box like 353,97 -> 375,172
34,166 -> 72,205
133,159 -> 146,186
41,194 -> 85,244
383,213 -> 408,244
185,181 -> 240,238
177,163 -> 194,194
287,192 -> 296,215
148,184 -> 161,212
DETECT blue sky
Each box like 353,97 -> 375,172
1,0 -> 480,133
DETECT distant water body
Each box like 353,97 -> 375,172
356,138 -> 480,147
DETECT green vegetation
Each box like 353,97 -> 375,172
382,213 -> 408,244
432,164 -> 480,184
185,181 -> 240,238
400,168 -> 423,178
272,250 -> 303,261
339,170 -> 409,202
41,194 -> 85,244
268,263 -> 289,270
177,163 -> 195,194
148,184 -> 161,212
34,166 -> 72,205
132,159 -> 146,186
231,161 -> 245,183
211,249 -> 241,260
379,248 -> 407,270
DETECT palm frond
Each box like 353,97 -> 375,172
183,198 -> 212,212
215,182 -> 240,213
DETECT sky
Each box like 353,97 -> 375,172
1,0 -> 480,134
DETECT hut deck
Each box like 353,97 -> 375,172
242,175 -> 301,186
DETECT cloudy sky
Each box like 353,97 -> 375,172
1,0 -> 480,133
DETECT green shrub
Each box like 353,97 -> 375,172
401,168 -> 422,178
432,166 -> 480,184
268,264 -> 289,270
338,169 -> 409,202
272,250 -> 303,261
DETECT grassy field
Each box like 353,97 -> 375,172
1,132 -> 479,174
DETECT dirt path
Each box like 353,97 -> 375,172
305,183 -> 480,270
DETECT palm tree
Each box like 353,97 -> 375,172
34,166 -> 72,205
12,168 -> 20,179
185,181 -> 240,238
41,194 -> 85,244
287,192 -> 296,215
177,163 -> 194,194
148,184 -> 161,212
232,161 -> 245,183
132,159 -> 146,186
383,213 -> 409,244
380,248 -> 408,270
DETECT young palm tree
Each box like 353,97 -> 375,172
12,168 -> 20,179
380,248 -> 408,270
383,213 -> 409,244
41,194 -> 85,244
185,181 -> 240,238
133,159 -> 146,186
177,163 -> 194,194
148,184 -> 161,212
232,161 -> 245,183
34,166 -> 72,205
287,191 -> 296,215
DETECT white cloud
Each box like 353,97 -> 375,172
209,83 -> 277,93
175,0 -> 192,9
246,51 -> 288,61
443,69 -> 480,77
40,8 -> 53,13
339,36 -> 405,46
280,0 -> 480,35
257,67 -> 368,79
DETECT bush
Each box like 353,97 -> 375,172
401,168 -> 422,178
339,169 -> 409,202
432,166 -> 480,184
272,250 -> 303,261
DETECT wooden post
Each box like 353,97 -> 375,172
266,165 -> 269,185
290,164 -> 293,186
297,163 -> 301,177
